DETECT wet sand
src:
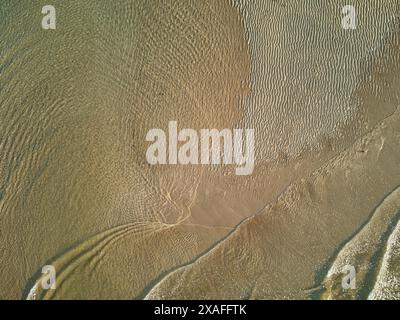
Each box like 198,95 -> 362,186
0,0 -> 399,299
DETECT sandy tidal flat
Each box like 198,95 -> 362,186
0,0 -> 399,299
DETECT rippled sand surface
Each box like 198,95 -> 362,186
0,0 -> 399,299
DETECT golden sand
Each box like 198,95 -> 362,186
0,0 -> 399,300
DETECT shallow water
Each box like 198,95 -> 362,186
0,0 -> 399,299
